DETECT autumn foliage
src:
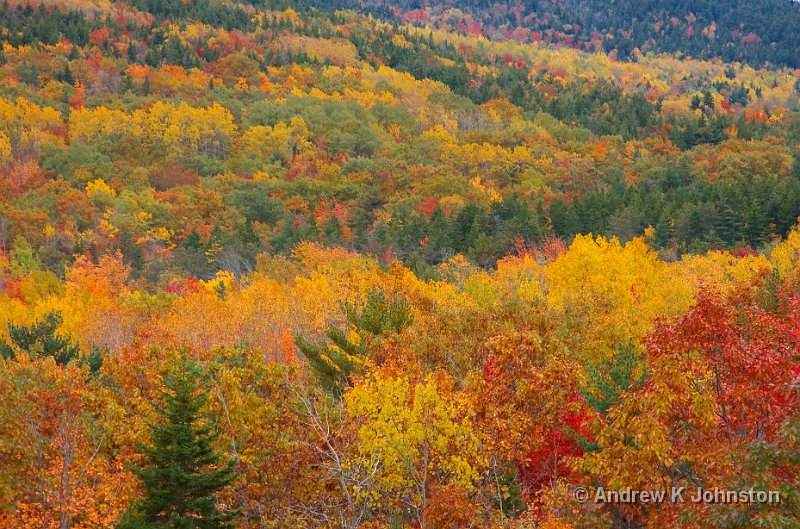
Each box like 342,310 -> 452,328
1,0 -> 800,527
0,230 -> 798,528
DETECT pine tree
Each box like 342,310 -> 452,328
581,339 -> 647,417
714,201 -> 741,245
120,73 -> 135,95
653,217 -> 670,248
127,40 -> 138,63
294,330 -> 364,397
791,155 -> 800,180
294,288 -> 412,396
0,311 -> 80,366
120,357 -> 237,529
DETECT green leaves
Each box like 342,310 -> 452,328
581,339 -> 647,417
342,288 -> 413,337
123,355 -> 238,529
0,311 -> 80,366
295,287 -> 413,396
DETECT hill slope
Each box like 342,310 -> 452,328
357,0 -> 800,68
0,0 -> 798,282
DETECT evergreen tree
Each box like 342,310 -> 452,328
294,329 -> 364,397
128,40 -> 138,63
0,311 -> 80,365
653,217 -> 670,248
120,357 -> 237,529
294,288 -> 412,396
57,63 -> 74,84
792,155 -> 800,181
581,339 -> 647,417
715,202 -> 741,245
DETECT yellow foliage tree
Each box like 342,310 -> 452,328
544,235 -> 694,361
344,370 -> 482,528
770,224 -> 800,279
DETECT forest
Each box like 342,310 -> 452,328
0,0 -> 799,528
359,0 -> 800,68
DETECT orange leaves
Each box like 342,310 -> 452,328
574,283 -> 800,528
68,81 -> 86,110
648,287 -> 800,438
423,482 -> 481,529
0,226 -> 797,528
314,199 -> 352,242
0,356 -> 130,528
0,3 -> 799,527
149,244 -> 392,362
65,252 -> 130,299
418,195 -> 440,220
590,137 -> 609,161
206,53 -> 261,87
40,253 -> 135,354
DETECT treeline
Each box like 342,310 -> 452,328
358,0 -> 800,68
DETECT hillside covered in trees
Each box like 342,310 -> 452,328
0,0 -> 799,528
1,0 -> 800,281
359,0 -> 800,68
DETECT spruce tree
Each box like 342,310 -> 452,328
120,357 -> 237,529
792,156 -> 800,181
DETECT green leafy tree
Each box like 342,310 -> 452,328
294,330 -> 363,397
0,311 -> 79,365
581,339 -> 647,417
120,357 -> 237,529
342,288 -> 413,336
571,339 -> 648,453
295,288 -> 413,396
